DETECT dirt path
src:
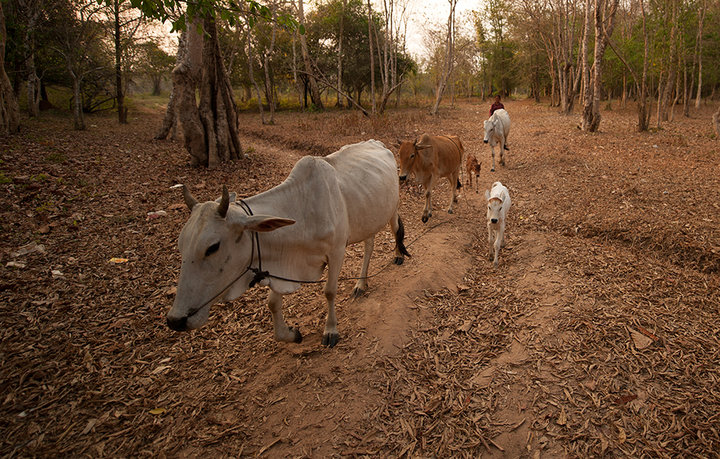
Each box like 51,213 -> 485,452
2,101 -> 718,457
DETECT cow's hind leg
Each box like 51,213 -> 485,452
500,139 -> 506,166
490,146 -> 496,172
322,250 -> 344,347
268,290 -> 302,343
391,214 -> 411,265
447,174 -> 459,214
352,236 -> 374,298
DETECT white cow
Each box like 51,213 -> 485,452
485,181 -> 511,268
483,108 -> 511,172
166,140 -> 410,347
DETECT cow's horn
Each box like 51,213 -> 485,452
218,185 -> 230,218
182,185 -> 198,210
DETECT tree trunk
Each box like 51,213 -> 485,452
113,0 -> 127,124
367,0 -> 376,114
22,1 -> 40,117
430,0 -> 456,116
174,15 -> 242,168
155,30 -> 186,140
71,72 -> 85,130
1,1 -> 20,135
247,26 -> 265,124
262,10 -> 277,124
712,105 -> 720,138
336,0 -> 345,107
297,0 -> 323,109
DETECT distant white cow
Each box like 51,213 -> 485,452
166,140 -> 410,348
485,181 -> 511,268
483,108 -> 511,172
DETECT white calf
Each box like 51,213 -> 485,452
485,181 -> 511,267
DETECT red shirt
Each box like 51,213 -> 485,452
490,101 -> 505,116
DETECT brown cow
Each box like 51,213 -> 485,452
466,154 -> 481,193
396,134 -> 463,223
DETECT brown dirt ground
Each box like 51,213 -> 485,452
1,99 -> 719,457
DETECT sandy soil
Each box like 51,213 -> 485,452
1,99 -> 719,457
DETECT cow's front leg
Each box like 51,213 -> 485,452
322,251 -> 344,347
487,224 -> 495,261
352,236 -> 374,298
490,146 -> 497,172
422,186 -> 433,223
493,233 -> 502,268
500,139 -> 506,166
268,290 -> 302,343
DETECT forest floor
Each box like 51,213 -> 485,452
1,98 -> 719,458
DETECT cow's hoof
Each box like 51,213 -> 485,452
393,256 -> 404,265
322,333 -> 340,348
290,327 -> 302,343
448,209 -> 454,214
421,215 -> 429,223
491,167 -> 495,172
351,287 -> 365,298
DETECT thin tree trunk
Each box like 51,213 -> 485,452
712,105 -> 720,137
1,1 -> 20,135
336,0 -> 345,107
247,25 -> 265,124
71,72 -> 85,130
430,0 -> 456,116
694,0 -> 706,108
22,0 -> 40,117
155,30 -> 185,140
367,0 -> 376,114
114,0 -> 127,124
297,0 -> 323,109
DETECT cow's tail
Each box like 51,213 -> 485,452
395,215 -> 411,259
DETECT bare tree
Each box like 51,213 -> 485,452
296,0 -> 323,109
581,0 -> 619,132
694,0 -> 707,109
1,0 -> 20,135
155,31 -> 185,140
367,0 -> 376,113
430,0 -> 458,116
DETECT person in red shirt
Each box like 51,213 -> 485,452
489,95 -> 509,150
489,94 -> 505,116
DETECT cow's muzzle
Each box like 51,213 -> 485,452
399,175 -> 407,182
483,139 -> 489,144
490,218 -> 498,224
167,316 -> 188,331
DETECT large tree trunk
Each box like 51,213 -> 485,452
1,1 -> 20,135
297,0 -> 323,109
174,15 -> 242,168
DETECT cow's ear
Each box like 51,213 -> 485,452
244,215 -> 296,232
393,139 -> 402,148
215,191 -> 237,204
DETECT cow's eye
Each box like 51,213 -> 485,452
205,242 -> 220,257
410,153 -> 415,159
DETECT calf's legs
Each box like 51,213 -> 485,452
321,249 -> 345,347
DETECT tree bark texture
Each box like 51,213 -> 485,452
582,0 -> 618,132
173,16 -> 242,168
155,30 -> 186,140
1,1 -> 20,135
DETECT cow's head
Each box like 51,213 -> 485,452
166,186 -> 295,331
396,136 -> 432,182
483,118 -> 495,144
485,190 -> 504,226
